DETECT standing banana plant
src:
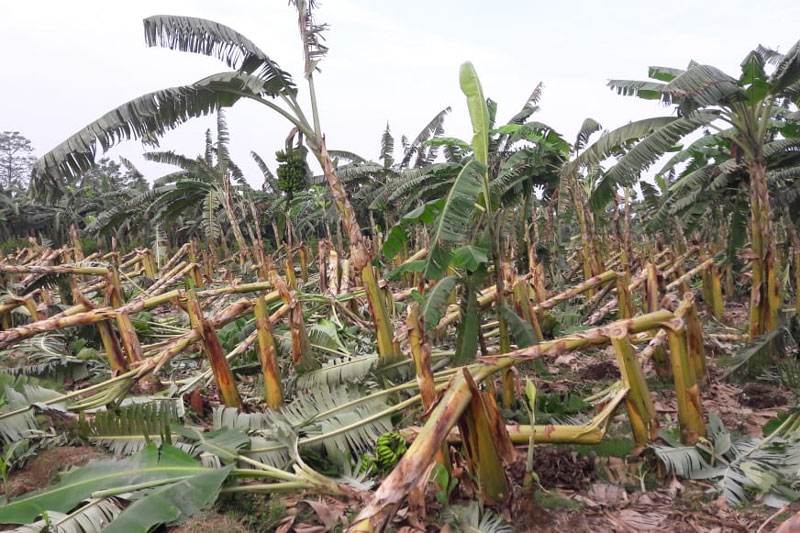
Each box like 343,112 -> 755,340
142,111 -> 252,256
560,115 -> 709,283
30,5 -> 397,359
606,41 -> 800,339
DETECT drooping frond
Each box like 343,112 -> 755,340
652,412 -> 800,507
118,156 -> 144,179
757,44 -> 785,66
707,158 -> 741,191
78,400 -> 181,455
296,354 -> 379,388
227,159 -> 247,185
663,64 -> 743,109
569,116 -> 677,172
655,131 -> 730,178
506,82 -> 544,126
764,137 -> 800,159
209,408 -> 290,468
84,186 -> 162,235
770,39 -> 800,93
490,147 -> 561,199
251,151 -> 279,192
607,79 -> 666,100
443,503 -> 514,533
590,112 -> 718,211
0,374 -> 64,443
1,334 -> 91,383
573,118 -> 602,153
328,150 -> 368,164
721,326 -> 796,380
648,66 -> 685,82
650,442 -> 710,477
143,15 -> 296,94
307,319 -> 349,355
282,386 -> 394,459
31,73 -> 267,195
324,162 -> 384,183
769,166 -> 800,184
14,498 -> 125,533
19,271 -> 69,296
144,150 -> 206,173
380,165 -> 452,205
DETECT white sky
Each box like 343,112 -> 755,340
2,1 -> 799,188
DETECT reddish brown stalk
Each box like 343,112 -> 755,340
269,269 -> 312,369
254,295 -> 283,409
186,290 -> 243,409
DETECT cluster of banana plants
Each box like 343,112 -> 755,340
1,172 -> 789,531
2,0 -> 800,530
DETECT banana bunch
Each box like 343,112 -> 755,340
359,432 -> 408,476
276,146 -> 310,197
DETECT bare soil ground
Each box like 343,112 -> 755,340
1,445 -> 109,498
172,513 -> 251,533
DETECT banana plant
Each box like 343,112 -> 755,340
640,111 -> 800,301
141,111 -> 252,256
383,64 -> 567,388
30,4 -> 396,360
607,41 -> 800,341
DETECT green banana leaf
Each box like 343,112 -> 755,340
460,61 -> 489,166
423,160 -> 485,279
499,305 -> 539,348
421,276 -> 459,332
0,443 -> 225,525
454,280 -> 479,365
104,465 -> 231,532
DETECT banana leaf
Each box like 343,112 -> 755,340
103,465 -> 231,532
0,443 -> 225,525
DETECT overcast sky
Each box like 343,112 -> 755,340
2,1 -> 799,188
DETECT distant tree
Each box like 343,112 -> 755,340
75,157 -> 148,194
0,131 -> 36,191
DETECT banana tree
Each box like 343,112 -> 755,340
343,109 -> 454,223
639,113 -> 800,312
381,65 -> 568,411
560,112 -> 722,288
30,5 -> 396,358
606,41 -> 800,338
151,117 -> 253,257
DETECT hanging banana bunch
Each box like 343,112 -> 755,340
276,129 -> 310,203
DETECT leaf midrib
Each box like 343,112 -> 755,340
5,465 -> 210,510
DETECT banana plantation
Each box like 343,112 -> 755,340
3,3 -> 800,532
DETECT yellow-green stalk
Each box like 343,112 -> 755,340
609,327 -> 658,446
665,309 -> 706,444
